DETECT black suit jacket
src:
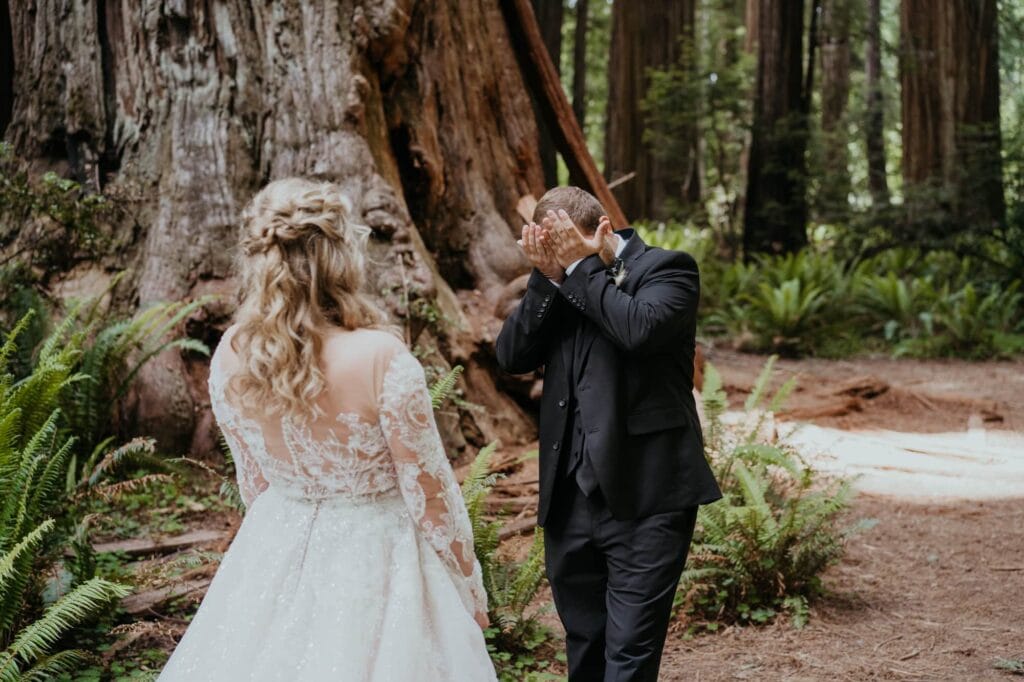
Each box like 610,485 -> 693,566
496,229 -> 722,525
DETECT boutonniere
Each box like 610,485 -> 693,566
608,257 -> 628,287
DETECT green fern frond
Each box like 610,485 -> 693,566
0,520 -> 54,591
84,437 -> 158,487
18,649 -> 92,682
744,354 -> 778,411
0,312 -> 36,376
700,362 -> 727,452
0,577 -> 130,671
507,528 -> 546,612
430,365 -> 464,409
768,375 -> 798,413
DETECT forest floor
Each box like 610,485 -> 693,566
496,349 -> 1024,681
98,351 -> 1024,680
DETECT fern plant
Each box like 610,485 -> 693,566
677,357 -> 859,631
0,313 -> 131,679
460,444 -> 555,682
63,286 -> 212,462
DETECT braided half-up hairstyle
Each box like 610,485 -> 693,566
229,177 -> 389,421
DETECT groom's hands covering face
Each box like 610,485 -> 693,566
518,222 -> 565,283
544,209 -> 614,268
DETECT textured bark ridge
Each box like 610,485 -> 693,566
6,0 -> 542,456
742,0 -> 809,256
604,0 -> 698,221
900,0 -> 1004,229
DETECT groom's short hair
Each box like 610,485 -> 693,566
533,186 -> 605,235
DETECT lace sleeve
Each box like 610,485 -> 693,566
208,348 -> 269,510
378,351 -> 487,619
222,422 -> 269,509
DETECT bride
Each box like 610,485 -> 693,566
159,178 -> 496,681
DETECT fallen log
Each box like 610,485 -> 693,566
499,515 -> 538,541
93,529 -> 227,557
121,578 -> 212,615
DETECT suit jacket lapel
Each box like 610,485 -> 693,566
576,228 -> 648,365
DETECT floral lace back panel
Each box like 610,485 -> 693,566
207,326 -> 487,618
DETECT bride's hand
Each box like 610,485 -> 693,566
474,610 -> 490,629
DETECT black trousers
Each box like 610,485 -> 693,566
544,475 -> 698,682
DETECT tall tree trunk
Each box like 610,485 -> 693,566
743,0 -> 809,256
865,0 -> 890,207
572,0 -> 588,130
0,0 -> 12,137
5,0 -> 541,455
605,0 -> 699,220
900,0 -> 1004,232
818,0 -> 852,222
531,0 -> 563,189
744,0 -> 759,53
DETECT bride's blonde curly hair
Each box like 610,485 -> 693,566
229,177 -> 389,420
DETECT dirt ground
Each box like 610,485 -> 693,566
707,347 -> 1024,434
500,350 -> 1024,681
660,496 -> 1024,681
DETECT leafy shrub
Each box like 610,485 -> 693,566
638,224 -> 1024,358
0,143 -> 132,284
0,314 -> 131,679
461,444 -> 555,682
676,358 -> 862,631
0,290 -> 208,679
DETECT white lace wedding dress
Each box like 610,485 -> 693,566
159,326 -> 495,681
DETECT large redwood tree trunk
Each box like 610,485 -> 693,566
900,0 -> 1004,232
742,0 -> 809,256
864,0 -> 890,207
604,0 -> 699,221
817,0 -> 852,223
5,0 -> 542,456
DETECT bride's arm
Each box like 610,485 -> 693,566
377,349 -> 488,623
220,421 -> 269,509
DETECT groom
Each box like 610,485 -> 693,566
496,187 -> 722,681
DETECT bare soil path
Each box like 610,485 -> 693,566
655,350 -> 1024,681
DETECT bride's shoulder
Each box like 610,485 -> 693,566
323,327 -> 410,372
211,323 -> 241,366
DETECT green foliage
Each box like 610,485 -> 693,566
429,365 -> 465,410
0,289 -> 206,679
677,357 -> 859,631
643,0 -> 755,245
0,143 -> 119,274
0,315 -> 134,679
640,225 -> 1024,359
461,445 -> 557,682
996,657 -> 1024,675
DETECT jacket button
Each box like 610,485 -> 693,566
552,442 -> 560,450
536,312 -> 543,318
558,399 -> 566,408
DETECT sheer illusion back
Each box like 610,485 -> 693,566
207,325 -> 486,619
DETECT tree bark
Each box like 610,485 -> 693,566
5,0 -> 542,456
572,0 -> 588,131
0,0 -> 12,137
605,0 -> 699,221
864,0 -> 890,207
818,0 -> 852,222
531,0 -> 563,189
742,0 -> 809,256
900,0 -> 1004,231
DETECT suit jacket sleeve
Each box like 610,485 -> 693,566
495,269 -> 563,374
556,251 -> 699,354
